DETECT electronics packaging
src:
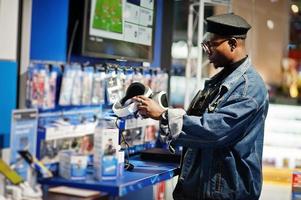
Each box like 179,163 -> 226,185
37,112 -> 97,165
26,64 -> 166,180
292,171 -> 301,200
59,150 -> 88,180
26,64 -> 59,109
118,70 -> 127,98
71,64 -> 83,105
92,71 -> 106,105
25,63 -> 167,109
82,66 -> 94,105
46,65 -> 59,109
94,119 -> 119,180
59,65 -> 76,106
106,72 -> 122,104
10,109 -> 38,180
122,118 -> 159,154
117,151 -> 124,177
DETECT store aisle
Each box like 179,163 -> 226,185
260,182 -> 291,200
164,178 -> 292,200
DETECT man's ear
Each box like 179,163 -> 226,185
228,38 -> 238,51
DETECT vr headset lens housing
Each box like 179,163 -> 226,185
112,82 -> 168,118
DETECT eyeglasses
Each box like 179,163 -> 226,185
201,37 -> 245,54
201,39 -> 229,54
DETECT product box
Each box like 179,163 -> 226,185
94,126 -> 119,180
118,151 -> 124,177
292,171 -> 301,200
121,118 -> 158,154
40,120 -> 97,141
59,150 -> 88,180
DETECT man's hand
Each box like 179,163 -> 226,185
132,95 -> 165,120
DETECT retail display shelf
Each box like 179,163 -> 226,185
39,157 -> 179,197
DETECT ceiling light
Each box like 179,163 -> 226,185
291,4 -> 299,13
267,20 -> 274,30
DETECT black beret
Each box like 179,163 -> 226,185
206,13 -> 251,38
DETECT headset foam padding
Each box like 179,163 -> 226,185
120,82 -> 150,105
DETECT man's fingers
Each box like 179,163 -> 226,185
138,108 -> 148,117
136,98 -> 150,106
140,114 -> 149,119
132,96 -> 148,105
137,105 -> 148,110
137,95 -> 148,100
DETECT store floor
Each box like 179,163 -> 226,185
165,178 -> 292,200
260,182 -> 291,200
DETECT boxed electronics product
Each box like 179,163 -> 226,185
117,150 -> 125,177
94,120 -> 119,180
59,150 -> 88,180
292,171 -> 301,200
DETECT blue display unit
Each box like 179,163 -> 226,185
0,61 -> 18,148
30,0 -> 69,62
39,157 -> 178,197
30,1 -> 174,199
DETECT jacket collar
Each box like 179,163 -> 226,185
206,57 -> 251,90
222,57 -> 251,90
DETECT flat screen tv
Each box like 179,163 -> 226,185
81,0 -> 156,62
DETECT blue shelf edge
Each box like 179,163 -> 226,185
39,159 -> 179,197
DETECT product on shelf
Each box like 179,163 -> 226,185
82,66 -> 94,105
0,159 -> 23,185
59,150 -> 88,180
94,119 -> 119,180
59,65 -> 76,106
71,64 -> 83,105
18,150 -> 53,178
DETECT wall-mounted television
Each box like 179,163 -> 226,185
80,0 -> 156,62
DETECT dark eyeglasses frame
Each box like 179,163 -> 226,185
201,37 -> 245,54
201,39 -> 230,54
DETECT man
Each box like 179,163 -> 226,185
133,13 -> 269,200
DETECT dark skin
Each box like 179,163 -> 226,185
133,33 -> 248,120
205,33 -> 247,68
132,95 -> 165,120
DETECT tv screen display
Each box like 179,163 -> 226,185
82,0 -> 156,62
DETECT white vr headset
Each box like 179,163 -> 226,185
112,82 -> 168,118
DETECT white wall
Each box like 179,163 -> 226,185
0,0 -> 20,196
232,0 -> 289,85
0,0 -> 19,61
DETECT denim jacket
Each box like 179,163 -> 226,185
160,58 -> 269,200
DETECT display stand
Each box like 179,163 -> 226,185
39,157 -> 178,197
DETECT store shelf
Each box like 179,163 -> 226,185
39,158 -> 179,197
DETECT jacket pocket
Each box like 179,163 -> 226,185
213,160 -> 222,193
215,166 -> 222,192
208,159 -> 223,199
